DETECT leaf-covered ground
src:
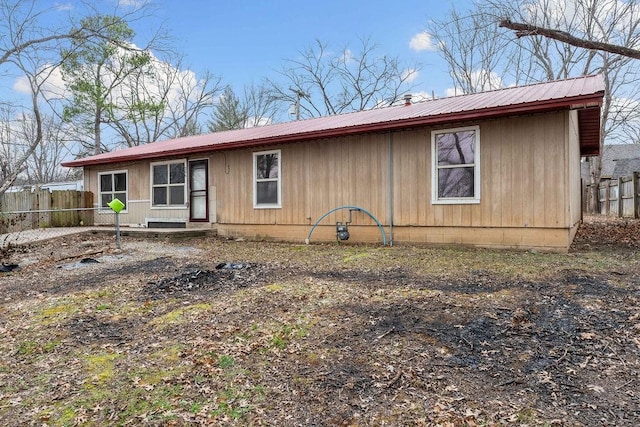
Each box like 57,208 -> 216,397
1,216 -> 639,426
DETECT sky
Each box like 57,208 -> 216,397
1,0 -> 465,115
147,0 -> 458,99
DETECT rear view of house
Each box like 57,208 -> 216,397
62,75 -> 604,252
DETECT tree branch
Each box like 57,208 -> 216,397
499,19 -> 640,60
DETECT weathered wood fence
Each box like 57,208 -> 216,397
0,190 -> 94,233
585,172 -> 640,218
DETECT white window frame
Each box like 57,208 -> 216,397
253,149 -> 281,209
98,170 -> 128,212
150,160 -> 188,209
431,125 -> 481,204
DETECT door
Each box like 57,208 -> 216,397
189,160 -> 208,221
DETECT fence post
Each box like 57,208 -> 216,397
31,190 -> 39,229
635,172 -> 640,219
618,177 -> 624,218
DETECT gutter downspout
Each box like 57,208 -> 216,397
388,131 -> 394,246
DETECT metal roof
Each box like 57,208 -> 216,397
62,75 -> 604,168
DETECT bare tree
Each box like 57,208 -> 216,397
161,67 -> 222,139
429,8 -> 527,94
108,56 -> 222,144
430,0 -> 640,184
494,0 -> 640,184
268,38 -> 421,118
21,114 -> 76,183
0,0 -> 75,192
0,50 -> 59,193
0,105 -> 22,187
243,82 -> 281,127
499,19 -> 640,60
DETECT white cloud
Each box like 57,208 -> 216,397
402,68 -> 419,83
445,70 -> 505,97
12,64 -> 67,99
409,31 -> 435,52
42,67 -> 67,98
407,91 -> 435,102
12,76 -> 31,94
246,116 -> 271,128
339,49 -> 354,64
445,87 -> 459,97
54,3 -> 73,11
118,0 -> 146,7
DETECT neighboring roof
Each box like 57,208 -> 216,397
610,158 -> 640,179
601,144 -> 640,178
581,144 -> 640,182
62,75 -> 605,168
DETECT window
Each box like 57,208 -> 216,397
253,150 -> 281,208
99,171 -> 128,210
431,126 -> 480,204
151,161 -> 186,207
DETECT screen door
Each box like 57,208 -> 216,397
189,160 -> 208,221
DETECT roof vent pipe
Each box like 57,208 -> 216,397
404,94 -> 412,106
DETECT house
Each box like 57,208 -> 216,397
5,180 -> 84,193
62,75 -> 604,252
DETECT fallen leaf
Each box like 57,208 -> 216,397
580,332 -> 596,340
588,384 -> 605,393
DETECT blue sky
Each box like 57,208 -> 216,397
2,1 -> 463,109
149,0 -> 458,98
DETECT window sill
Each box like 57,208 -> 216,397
431,199 -> 480,205
253,205 -> 282,209
150,206 -> 188,210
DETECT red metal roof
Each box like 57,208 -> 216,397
62,75 -> 604,167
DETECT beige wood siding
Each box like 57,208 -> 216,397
82,110 -> 578,250
390,112 -> 570,230
212,134 -> 390,228
209,111 -> 574,249
85,158 -> 208,227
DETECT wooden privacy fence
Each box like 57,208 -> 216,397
585,172 -> 640,218
0,190 -> 94,233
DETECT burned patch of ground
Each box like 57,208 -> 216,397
142,263 -> 273,299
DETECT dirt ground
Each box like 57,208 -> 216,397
1,216 -> 639,426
